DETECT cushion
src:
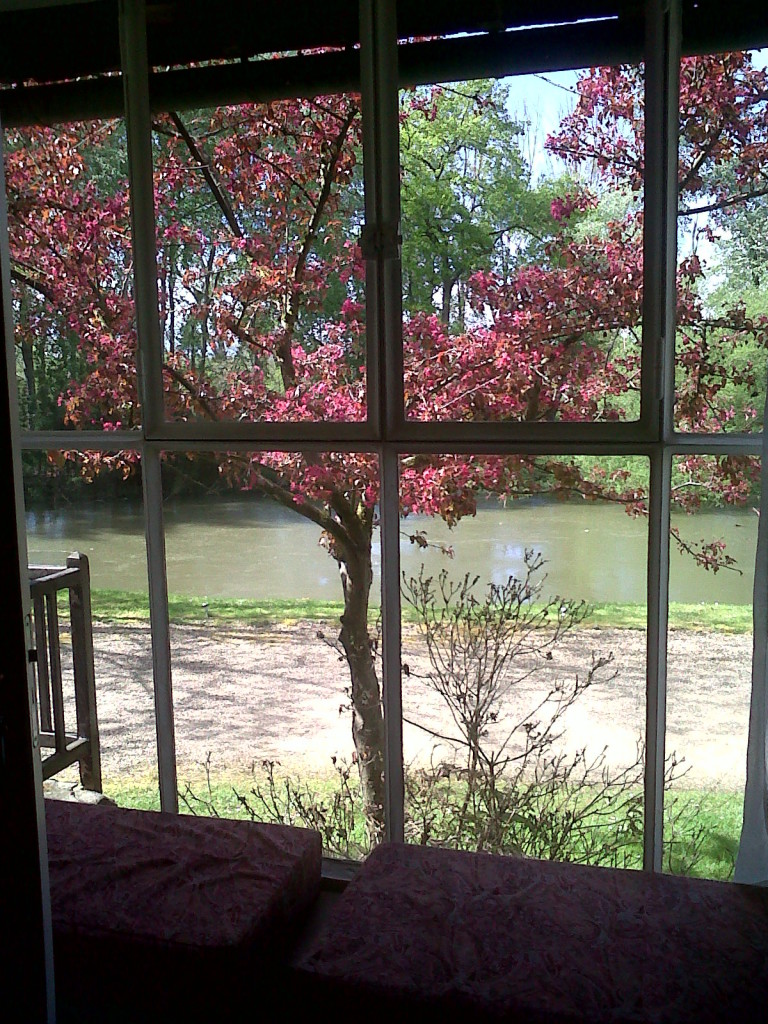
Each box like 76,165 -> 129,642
46,799 -> 321,1019
296,842 -> 768,1023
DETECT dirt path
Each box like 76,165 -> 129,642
61,621 -> 753,793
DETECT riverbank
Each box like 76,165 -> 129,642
57,619 -> 752,793
89,589 -> 755,633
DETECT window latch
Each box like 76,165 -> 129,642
360,221 -> 401,261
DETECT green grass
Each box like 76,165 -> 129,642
88,589 -> 754,633
102,773 -> 162,811
666,789 -> 743,881
103,770 -> 742,882
585,601 -> 752,633
91,589 -> 347,625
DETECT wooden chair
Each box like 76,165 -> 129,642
29,552 -> 101,791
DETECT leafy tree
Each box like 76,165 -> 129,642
5,123 -> 133,433
6,53 -> 768,839
548,54 -> 768,435
399,80 -> 558,326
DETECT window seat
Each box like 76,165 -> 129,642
45,798 -> 322,1022
46,800 -> 768,1022
295,841 -> 768,1023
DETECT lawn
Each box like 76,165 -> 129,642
88,589 -> 754,634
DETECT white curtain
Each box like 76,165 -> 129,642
734,383 -> 768,885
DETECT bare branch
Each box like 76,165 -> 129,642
168,112 -> 243,238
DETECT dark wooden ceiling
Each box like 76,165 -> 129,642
0,1 -> 766,92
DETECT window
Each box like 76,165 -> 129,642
5,0 -> 768,880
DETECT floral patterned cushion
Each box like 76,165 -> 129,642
46,798 -> 321,1016
297,842 -> 768,1023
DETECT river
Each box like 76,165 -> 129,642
24,496 -> 758,606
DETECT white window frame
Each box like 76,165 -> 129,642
8,0 -> 764,871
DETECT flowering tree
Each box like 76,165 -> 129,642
7,54 -> 768,836
7,123 -> 135,438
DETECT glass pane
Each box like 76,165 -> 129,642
400,454 -> 649,866
401,68 -> 643,424
5,119 -> 137,432
163,450 -> 381,860
152,97 -> 365,424
23,450 -> 158,809
676,49 -> 768,433
664,454 -> 759,879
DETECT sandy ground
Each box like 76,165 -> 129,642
53,620 -> 754,793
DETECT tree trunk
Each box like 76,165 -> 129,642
441,273 -> 453,324
200,247 -> 215,376
36,336 -> 49,425
167,247 -> 176,356
337,537 -> 387,843
18,291 -> 37,427
20,340 -> 36,428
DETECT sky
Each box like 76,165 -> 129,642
502,47 -> 768,182
502,70 -> 580,181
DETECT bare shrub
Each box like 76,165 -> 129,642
400,554 -> 703,869
180,552 -> 704,870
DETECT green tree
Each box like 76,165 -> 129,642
399,80 -> 559,327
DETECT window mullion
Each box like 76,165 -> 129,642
119,0 -> 178,812
360,0 -> 380,434
645,447 -> 672,872
361,0 -> 404,840
140,445 -> 178,813
360,0 -> 403,439
380,446 -> 404,842
642,0 -> 681,872
119,0 -> 164,437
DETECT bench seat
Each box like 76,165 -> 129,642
46,798 -> 322,1021
297,842 -> 768,1023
